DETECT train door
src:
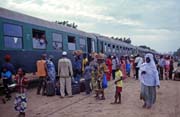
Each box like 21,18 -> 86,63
87,38 -> 92,53
100,41 -> 104,53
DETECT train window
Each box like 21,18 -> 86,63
80,38 -> 86,51
68,36 -> 76,50
119,46 -> 122,52
52,33 -> 63,50
32,29 -> 47,49
108,44 -> 111,52
116,46 -> 119,53
3,23 -> 23,49
112,45 -> 115,53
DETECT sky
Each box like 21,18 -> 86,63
0,0 -> 180,53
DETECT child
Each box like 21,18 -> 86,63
1,67 -> 12,101
111,65 -> 123,104
14,68 -> 28,117
84,62 -> 92,94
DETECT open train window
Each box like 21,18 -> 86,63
68,36 -> 76,50
108,44 -> 111,52
112,45 -> 115,53
116,46 -> 119,53
3,23 -> 23,49
32,29 -> 47,49
52,33 -> 63,50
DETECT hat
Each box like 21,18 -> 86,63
62,51 -> 67,56
4,54 -> 11,61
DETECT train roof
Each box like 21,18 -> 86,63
0,7 -> 96,39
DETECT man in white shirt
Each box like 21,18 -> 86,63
135,54 -> 143,80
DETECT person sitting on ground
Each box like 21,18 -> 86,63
111,65 -> 123,104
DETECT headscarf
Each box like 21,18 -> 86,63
144,53 -> 157,70
4,54 -> 11,62
139,53 -> 159,85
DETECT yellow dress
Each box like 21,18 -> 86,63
115,70 -> 123,87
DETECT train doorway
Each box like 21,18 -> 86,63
87,38 -> 92,54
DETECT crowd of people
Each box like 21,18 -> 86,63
0,51 -> 180,117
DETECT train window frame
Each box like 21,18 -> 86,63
79,38 -> 86,51
52,33 -> 63,50
3,23 -> 23,49
104,43 -> 107,52
92,40 -> 95,52
32,29 -> 47,50
112,45 -> 115,53
108,44 -> 111,52
116,46 -> 119,53
68,36 -> 76,51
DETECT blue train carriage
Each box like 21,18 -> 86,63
0,7 -> 97,72
94,34 -> 136,57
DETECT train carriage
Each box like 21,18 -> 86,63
0,8 -> 97,72
0,7 -> 157,73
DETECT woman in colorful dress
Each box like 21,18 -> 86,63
164,56 -> 170,80
46,55 -> 56,83
90,58 -> 98,91
95,54 -> 108,100
14,68 -> 28,117
106,55 -> 112,81
125,56 -> 131,77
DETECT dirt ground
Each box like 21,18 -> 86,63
0,77 -> 180,117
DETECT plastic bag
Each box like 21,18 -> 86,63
102,74 -> 108,88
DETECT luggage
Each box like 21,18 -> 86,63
80,79 -> 85,92
72,82 -> 80,95
46,80 -> 55,96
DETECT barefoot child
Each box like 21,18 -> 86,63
111,65 -> 123,104
14,68 -> 28,117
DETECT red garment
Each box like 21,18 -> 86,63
121,60 -> 127,79
116,87 -> 122,93
15,76 -> 28,93
106,58 -> 112,81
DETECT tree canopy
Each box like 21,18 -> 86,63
174,48 -> 180,57
111,37 -> 131,44
55,21 -> 78,29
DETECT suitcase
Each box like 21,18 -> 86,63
46,81 -> 55,96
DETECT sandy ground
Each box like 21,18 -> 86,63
0,78 -> 180,117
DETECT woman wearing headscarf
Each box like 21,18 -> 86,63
139,53 -> 160,109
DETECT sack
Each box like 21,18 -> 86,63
46,81 -> 55,96
102,74 -> 108,89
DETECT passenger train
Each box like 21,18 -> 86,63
0,7 -> 157,72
